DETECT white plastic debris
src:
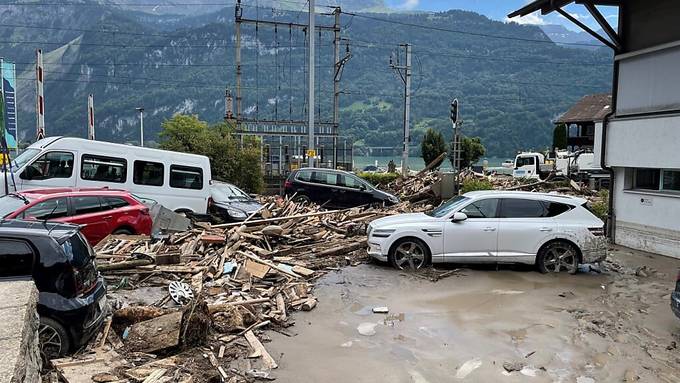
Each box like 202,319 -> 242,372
372,306 -> 389,314
455,358 -> 482,379
357,322 -> 378,336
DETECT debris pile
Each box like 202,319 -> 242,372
51,197 -> 392,383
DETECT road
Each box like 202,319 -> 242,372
266,247 -> 680,382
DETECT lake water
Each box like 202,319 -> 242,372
353,156 -> 511,172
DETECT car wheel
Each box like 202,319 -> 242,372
293,195 -> 311,204
389,238 -> 430,271
39,317 -> 71,360
538,241 -> 579,274
113,228 -> 133,235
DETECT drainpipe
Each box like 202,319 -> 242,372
601,58 -> 620,242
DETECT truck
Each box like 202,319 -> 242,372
512,150 -> 603,183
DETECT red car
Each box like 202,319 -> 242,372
0,188 -> 152,245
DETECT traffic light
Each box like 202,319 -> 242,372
450,99 -> 459,123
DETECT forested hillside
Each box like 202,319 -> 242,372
0,2 -> 612,157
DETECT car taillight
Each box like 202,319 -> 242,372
284,180 -> 293,189
72,266 -> 97,296
588,227 -> 605,237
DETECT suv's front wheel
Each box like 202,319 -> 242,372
389,238 -> 431,270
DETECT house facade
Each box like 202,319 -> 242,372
554,93 -> 611,163
510,1 -> 680,258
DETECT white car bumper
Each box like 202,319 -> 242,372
367,239 -> 389,262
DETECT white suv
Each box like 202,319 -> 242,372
367,191 -> 607,273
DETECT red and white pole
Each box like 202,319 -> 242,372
87,94 -> 95,140
35,49 -> 45,140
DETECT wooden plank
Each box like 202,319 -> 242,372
244,330 -> 278,369
126,311 -> 183,353
244,259 -> 270,279
125,356 -> 181,381
213,209 -> 343,228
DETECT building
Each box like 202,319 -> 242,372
509,1 -> 680,258
555,93 -> 611,156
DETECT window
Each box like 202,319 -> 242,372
134,161 -> 164,186
81,155 -> 127,183
515,156 -> 535,167
296,170 -> 312,182
461,199 -> 499,219
340,174 -> 368,189
631,168 -> 680,192
634,168 -> 660,190
662,170 -> 680,191
170,165 -> 203,190
72,196 -> 103,215
21,197 -> 68,220
542,202 -> 573,217
12,148 -> 40,169
311,171 -> 337,186
102,197 -> 129,210
0,240 -> 34,277
499,199 -> 547,218
20,151 -> 73,180
426,196 -> 470,218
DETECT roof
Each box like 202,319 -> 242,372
0,219 -> 80,243
555,94 -> 612,124
462,190 -> 587,205
507,1 -> 619,18
19,188 -> 130,200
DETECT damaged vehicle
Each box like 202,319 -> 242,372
367,191 -> 607,273
208,181 -> 262,223
0,220 -> 107,359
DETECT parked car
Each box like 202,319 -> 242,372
367,190 -> 607,273
0,220 -> 107,359
2,136 -> 212,214
0,188 -> 152,245
284,168 -> 399,208
209,181 -> 263,223
672,269 -> 680,320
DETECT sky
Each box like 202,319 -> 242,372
383,0 -> 619,31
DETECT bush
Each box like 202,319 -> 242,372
590,189 -> 609,221
357,172 -> 399,186
461,178 -> 493,194
421,128 -> 447,168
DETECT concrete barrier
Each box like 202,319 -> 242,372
0,280 -> 41,383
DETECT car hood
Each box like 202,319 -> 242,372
370,212 -> 431,228
214,200 -> 262,213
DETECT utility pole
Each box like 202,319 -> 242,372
224,88 -> 233,121
136,107 -> 144,147
35,49 -> 45,141
235,1 -> 242,127
87,94 -> 95,140
307,0 -> 316,168
390,43 -> 412,177
450,99 -> 461,193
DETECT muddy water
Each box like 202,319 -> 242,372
267,248 -> 680,382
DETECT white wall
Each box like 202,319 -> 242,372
593,122 -> 603,168
612,167 -> 680,258
606,114 -> 680,168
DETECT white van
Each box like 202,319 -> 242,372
3,136 -> 212,214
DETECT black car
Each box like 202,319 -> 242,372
672,269 -> 680,320
284,168 -> 399,208
209,181 -> 263,223
0,220 -> 107,359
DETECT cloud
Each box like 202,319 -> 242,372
504,13 -> 546,26
396,0 -> 419,10
558,12 -> 590,21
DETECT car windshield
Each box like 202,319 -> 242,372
426,196 -> 470,218
212,183 -> 251,202
0,194 -> 28,218
11,148 -> 40,169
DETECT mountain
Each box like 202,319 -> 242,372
540,24 -> 602,48
0,2 -> 613,157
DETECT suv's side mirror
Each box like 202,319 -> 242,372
452,212 -> 468,222
359,184 -> 367,191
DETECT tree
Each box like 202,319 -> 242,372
420,128 -> 447,168
450,136 -> 486,169
159,114 -> 264,193
553,123 -> 568,151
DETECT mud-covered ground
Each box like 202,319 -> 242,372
266,246 -> 680,382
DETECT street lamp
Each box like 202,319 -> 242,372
135,107 -> 144,147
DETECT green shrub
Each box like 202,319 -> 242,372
358,172 -> 399,186
590,189 -> 609,221
461,178 -> 493,194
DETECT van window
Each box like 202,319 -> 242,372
134,161 -> 164,186
21,197 -> 68,220
0,240 -> 34,277
72,196 -> 103,215
20,151 -> 74,180
170,165 -> 203,190
81,155 -> 127,183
